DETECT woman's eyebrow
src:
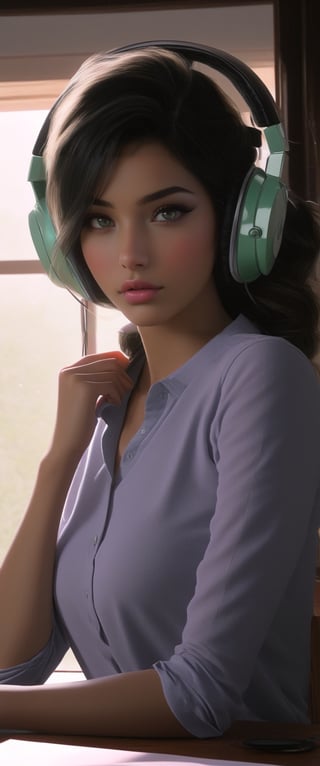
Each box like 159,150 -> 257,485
92,186 -> 195,208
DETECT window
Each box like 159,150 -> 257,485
0,104 -> 127,565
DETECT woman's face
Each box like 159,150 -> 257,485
80,141 -> 223,331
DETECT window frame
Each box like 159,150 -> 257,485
0,82 -> 97,354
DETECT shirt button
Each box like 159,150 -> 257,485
93,535 -> 98,545
139,427 -> 146,434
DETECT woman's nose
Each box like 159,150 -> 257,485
118,224 -> 149,269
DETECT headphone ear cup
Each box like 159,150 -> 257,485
229,167 -> 288,283
28,200 -> 91,299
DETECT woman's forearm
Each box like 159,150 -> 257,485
0,668 -> 189,738
0,453 -> 79,668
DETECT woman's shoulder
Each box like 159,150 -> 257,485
206,318 -> 320,456
216,314 -> 318,381
196,315 -> 320,417
165,314 -> 320,406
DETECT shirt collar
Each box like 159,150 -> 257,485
162,314 -> 259,396
98,313 -> 259,418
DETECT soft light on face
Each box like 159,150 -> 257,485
80,141 -> 223,332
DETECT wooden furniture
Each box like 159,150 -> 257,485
310,580 -> 320,723
1,721 -> 319,766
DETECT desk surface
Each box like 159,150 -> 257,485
1,721 -> 320,766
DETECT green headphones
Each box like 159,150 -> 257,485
28,39 -> 288,300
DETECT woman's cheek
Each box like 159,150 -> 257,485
166,232 -> 214,273
81,240 -> 112,283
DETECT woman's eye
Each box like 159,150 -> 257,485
85,215 -> 113,230
153,205 -> 192,223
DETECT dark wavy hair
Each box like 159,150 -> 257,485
44,47 -> 320,359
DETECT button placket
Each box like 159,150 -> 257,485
121,383 -> 169,472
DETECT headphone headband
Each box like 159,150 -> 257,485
110,40 -> 280,128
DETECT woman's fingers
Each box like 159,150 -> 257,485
61,356 -> 134,402
49,352 -> 135,461
66,350 -> 130,370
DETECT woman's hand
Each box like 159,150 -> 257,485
48,350 -> 133,464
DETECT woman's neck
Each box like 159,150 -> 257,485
137,311 -> 232,389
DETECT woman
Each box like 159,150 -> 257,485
1,43 -> 320,739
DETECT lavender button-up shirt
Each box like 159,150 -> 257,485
2,314 -> 320,737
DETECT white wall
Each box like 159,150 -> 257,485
0,5 -> 273,69
0,4 -> 274,111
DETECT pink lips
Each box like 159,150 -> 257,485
120,280 -> 162,305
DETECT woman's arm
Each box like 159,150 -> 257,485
155,340 -> 320,737
0,669 -> 188,737
0,352 -> 132,668
0,454 -> 82,668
